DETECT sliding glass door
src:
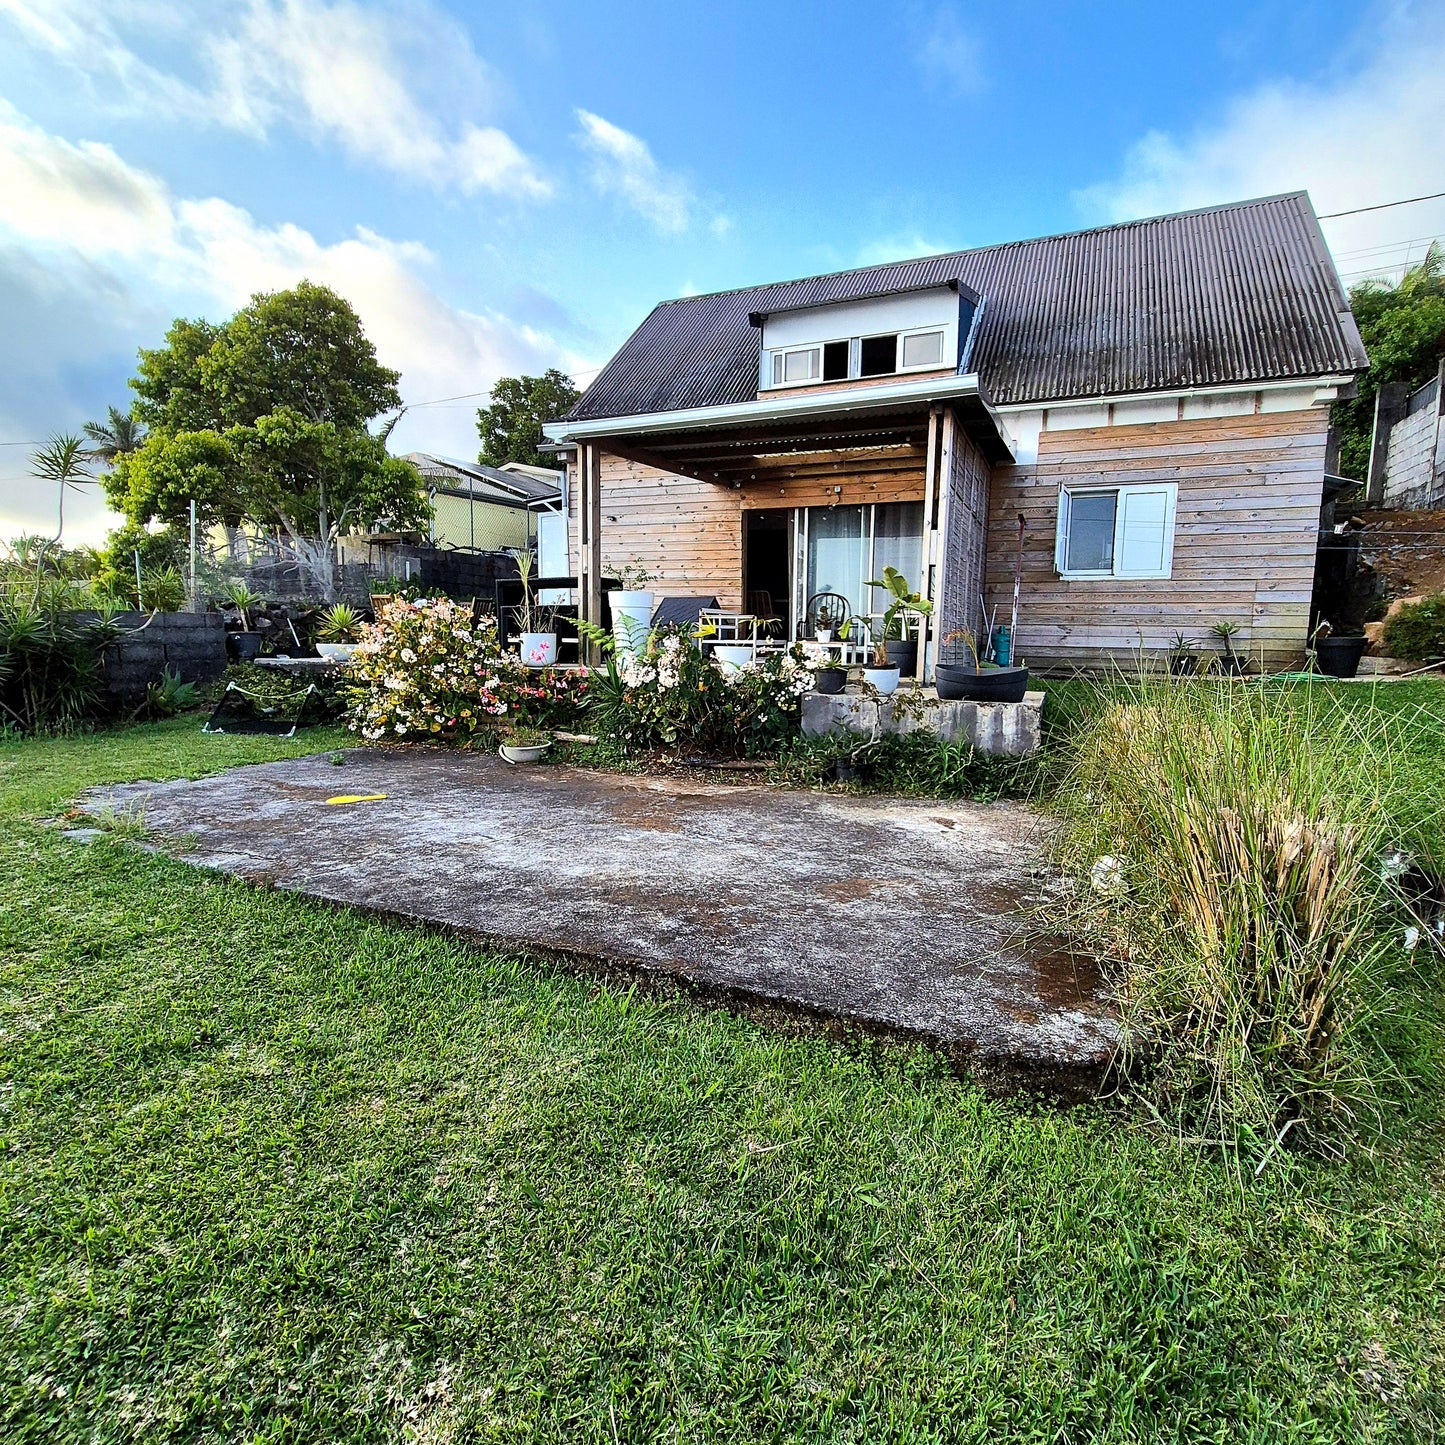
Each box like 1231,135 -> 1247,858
793,501 -> 924,637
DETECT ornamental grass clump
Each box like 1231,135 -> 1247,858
1052,675 -> 1435,1154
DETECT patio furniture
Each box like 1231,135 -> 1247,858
651,595 -> 719,629
806,591 -> 851,638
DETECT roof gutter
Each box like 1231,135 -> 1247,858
543,371 -> 1012,457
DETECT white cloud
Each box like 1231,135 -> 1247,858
913,7 -> 985,97
0,106 -> 577,542
1076,6 -> 1445,286
0,0 -> 551,200
574,109 -> 692,234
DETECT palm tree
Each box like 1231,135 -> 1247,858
82,405 -> 146,464
30,434 -> 95,552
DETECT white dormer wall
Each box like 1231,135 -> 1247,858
759,287 -> 960,390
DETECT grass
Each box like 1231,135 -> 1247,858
1,713 -> 1444,1441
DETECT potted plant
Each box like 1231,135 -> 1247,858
608,563 -> 656,656
1312,620 -> 1368,679
867,566 -> 933,676
315,602 -> 362,661
499,726 -> 552,764
934,630 -> 1031,703
814,658 -> 848,694
1209,619 -> 1247,675
841,615 -> 900,695
221,580 -> 264,661
1167,631 -> 1198,677
509,548 -> 558,666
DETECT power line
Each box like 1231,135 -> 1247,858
1318,190 -> 1445,220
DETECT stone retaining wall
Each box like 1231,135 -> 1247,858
96,612 -> 228,705
802,689 -> 1045,758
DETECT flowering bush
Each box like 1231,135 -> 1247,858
591,626 -> 818,756
345,596 -> 588,741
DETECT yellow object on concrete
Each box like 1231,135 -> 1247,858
325,793 -> 389,805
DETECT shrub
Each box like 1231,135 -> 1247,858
218,662 -> 349,722
589,628 -> 816,757
1050,674 -> 1433,1154
0,593 -> 112,732
345,595 -> 588,741
1381,593 -> 1445,662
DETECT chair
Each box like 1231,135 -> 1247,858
805,591 -> 851,637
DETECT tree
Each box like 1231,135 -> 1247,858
83,406 -> 147,464
30,434 -> 95,547
476,369 -> 580,469
105,282 -> 427,599
1333,243 -> 1445,482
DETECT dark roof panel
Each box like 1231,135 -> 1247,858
569,193 -> 1366,421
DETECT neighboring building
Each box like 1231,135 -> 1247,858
1367,360 -> 1445,511
543,192 -> 1368,672
404,453 -> 562,554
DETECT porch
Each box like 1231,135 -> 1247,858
549,384 -> 1012,679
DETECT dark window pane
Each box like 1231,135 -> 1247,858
859,334 -> 897,376
1065,492 -> 1116,572
823,340 -> 849,380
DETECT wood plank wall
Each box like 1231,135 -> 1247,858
570,450 -> 928,612
983,408 -> 1329,671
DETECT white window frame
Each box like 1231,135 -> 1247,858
1055,482 -> 1178,580
768,338 -> 850,389
897,326 -> 948,373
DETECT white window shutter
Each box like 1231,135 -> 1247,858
1114,485 -> 1176,578
1054,489 -> 1071,574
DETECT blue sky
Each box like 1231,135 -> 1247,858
1,0 -> 1442,540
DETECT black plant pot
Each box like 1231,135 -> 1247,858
1219,650 -> 1248,676
934,663 -> 1030,703
814,666 -> 847,695
227,631 -> 262,662
1315,635 -> 1367,679
1168,654 -> 1198,677
885,639 -> 917,675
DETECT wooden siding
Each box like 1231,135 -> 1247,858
571,450 -> 928,612
984,409 -> 1328,670
938,425 -> 991,658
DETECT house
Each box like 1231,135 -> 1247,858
402,453 -> 562,554
543,192 -> 1368,673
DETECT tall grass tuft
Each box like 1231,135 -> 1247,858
1050,674 -> 1438,1154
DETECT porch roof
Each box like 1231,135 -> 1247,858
542,370 -> 1013,483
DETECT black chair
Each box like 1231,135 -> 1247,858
806,591 -> 851,637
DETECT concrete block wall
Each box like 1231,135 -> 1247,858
96,611 -> 229,705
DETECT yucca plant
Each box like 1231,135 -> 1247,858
0,592 -> 105,731
316,602 -> 361,643
1050,673 -> 1432,1155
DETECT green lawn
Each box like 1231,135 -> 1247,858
2,710 -> 1443,1443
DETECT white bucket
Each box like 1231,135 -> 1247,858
520,632 -> 558,667
714,645 -> 753,673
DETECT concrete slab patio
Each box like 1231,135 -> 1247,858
85,749 -> 1118,1094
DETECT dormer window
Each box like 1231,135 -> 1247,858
901,328 -> 945,369
771,339 -> 851,387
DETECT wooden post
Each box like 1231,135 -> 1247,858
916,407 -> 942,683
579,442 -> 603,660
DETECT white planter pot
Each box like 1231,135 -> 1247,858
714,645 -> 752,673
316,642 -> 358,661
520,631 -> 558,667
815,629 -> 833,643
610,590 -> 654,656
862,665 -> 901,695
500,741 -> 550,764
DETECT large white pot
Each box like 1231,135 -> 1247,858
862,665 -> 901,695
500,741 -> 550,765
316,642 -> 358,662
610,590 -> 654,656
714,645 -> 752,673
520,631 -> 558,667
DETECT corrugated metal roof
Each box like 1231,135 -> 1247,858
568,193 -> 1367,422
404,453 -> 560,504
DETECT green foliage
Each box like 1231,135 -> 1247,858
867,564 -> 933,641
1051,674 -> 1441,1153
476,368 -> 580,468
106,283 -> 427,597
590,630 -> 816,757
1382,594 -> 1445,662
773,729 -> 1032,800
315,602 -> 361,643
28,433 -> 96,548
220,661 -> 350,722
142,666 -> 199,719
0,592 -> 106,731
91,524 -> 184,608
82,405 -> 146,463
1333,243 -> 1445,481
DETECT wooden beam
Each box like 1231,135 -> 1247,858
577,442 -> 603,659
599,439 -> 725,486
